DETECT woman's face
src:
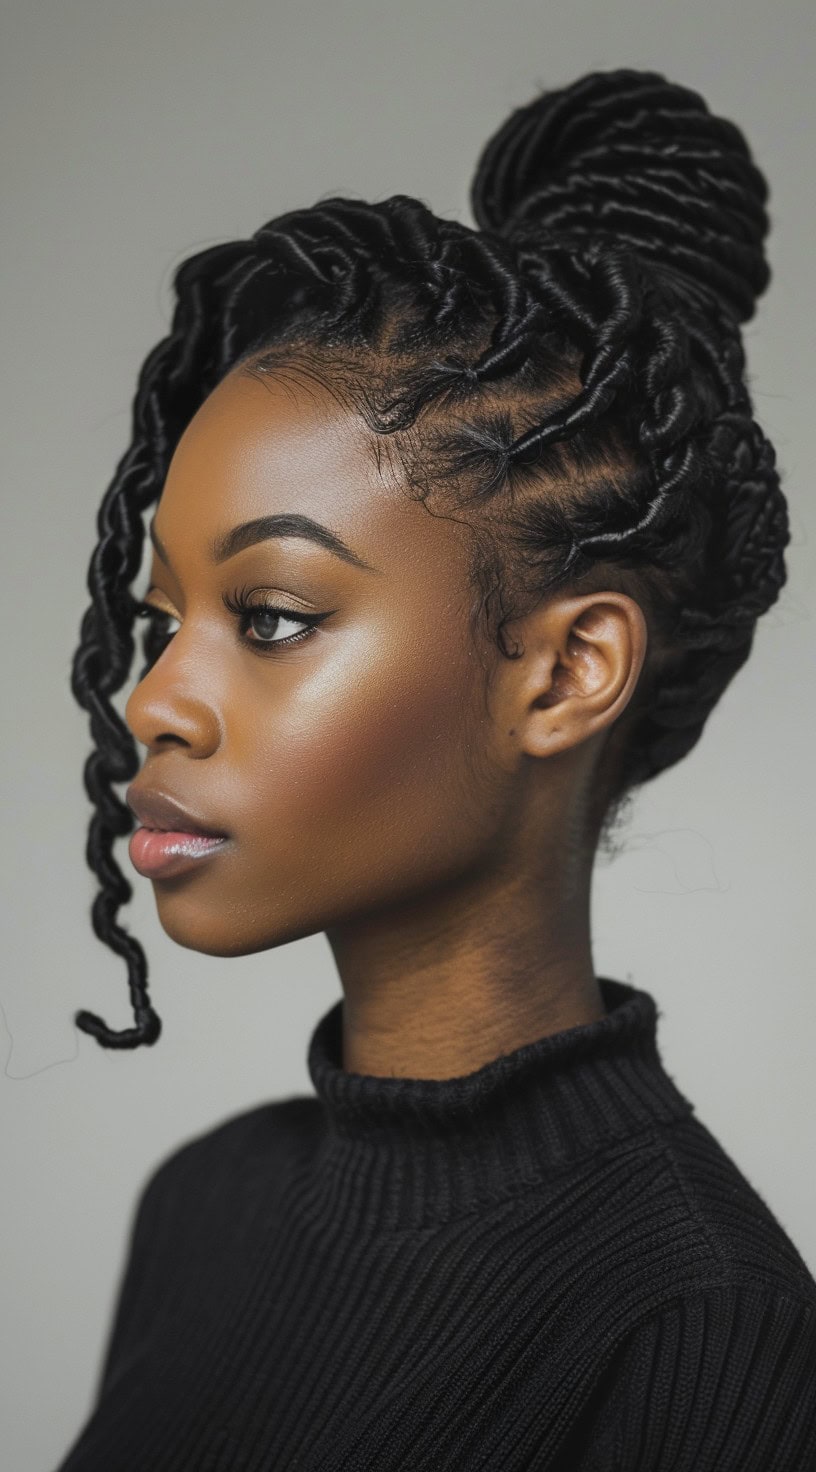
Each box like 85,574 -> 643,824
124,364 -> 515,956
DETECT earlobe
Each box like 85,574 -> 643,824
510,593 -> 648,762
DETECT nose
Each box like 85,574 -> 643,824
125,642 -> 222,757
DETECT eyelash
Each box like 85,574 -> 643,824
134,586 -> 326,656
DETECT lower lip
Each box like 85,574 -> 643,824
128,827 -> 229,879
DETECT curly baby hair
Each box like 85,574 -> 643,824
70,67 -> 789,1050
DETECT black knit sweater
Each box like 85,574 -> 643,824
56,978 -> 816,1471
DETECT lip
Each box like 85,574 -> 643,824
126,784 -> 231,880
126,784 -> 229,839
128,827 -> 229,879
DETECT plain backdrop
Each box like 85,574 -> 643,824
2,2 -> 814,1468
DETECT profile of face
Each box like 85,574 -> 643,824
125,365 -> 645,963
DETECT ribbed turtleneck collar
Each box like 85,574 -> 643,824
304,978 -> 694,1232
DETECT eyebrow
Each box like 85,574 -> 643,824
148,513 -> 379,574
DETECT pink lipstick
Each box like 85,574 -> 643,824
128,828 -> 228,879
125,783 -> 231,879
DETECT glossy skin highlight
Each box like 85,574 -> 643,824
125,365 -> 648,1077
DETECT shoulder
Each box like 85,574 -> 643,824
559,1280 -> 816,1471
134,1090 -> 323,1220
558,1108 -> 816,1312
655,1111 -> 816,1300
94,1090 -> 323,1397
518,1109 -> 816,1347
537,1117 -> 816,1468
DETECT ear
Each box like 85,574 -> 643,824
494,592 -> 648,763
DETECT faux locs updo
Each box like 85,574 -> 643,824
71,68 -> 790,1049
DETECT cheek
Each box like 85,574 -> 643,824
235,620 -> 495,877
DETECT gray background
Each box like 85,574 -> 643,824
2,2 -> 814,1468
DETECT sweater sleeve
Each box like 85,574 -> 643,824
558,1283 -> 816,1472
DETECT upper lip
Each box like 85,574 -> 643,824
125,784 -> 229,838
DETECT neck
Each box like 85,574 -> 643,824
326,847 -> 603,1079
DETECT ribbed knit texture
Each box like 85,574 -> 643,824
56,979 -> 816,1470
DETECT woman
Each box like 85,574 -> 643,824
58,68 -> 816,1470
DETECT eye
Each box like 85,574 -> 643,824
134,602 -> 180,674
143,609 -> 181,638
221,589 -> 326,650
233,603 -> 318,647
133,592 -> 329,667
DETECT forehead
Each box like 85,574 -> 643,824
153,366 -> 464,577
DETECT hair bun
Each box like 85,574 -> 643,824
471,68 -> 771,323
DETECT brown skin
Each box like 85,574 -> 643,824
125,365 -> 648,1078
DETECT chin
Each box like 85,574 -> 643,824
152,888 -> 320,957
